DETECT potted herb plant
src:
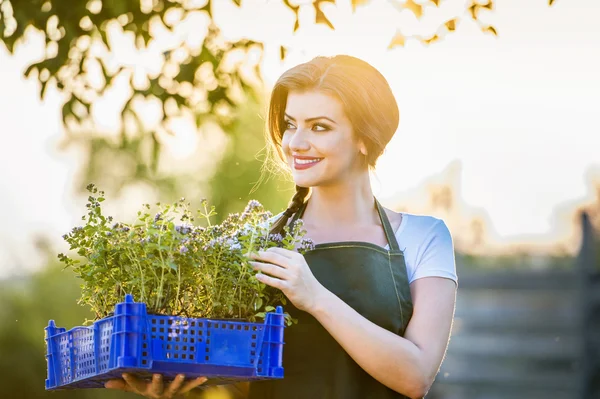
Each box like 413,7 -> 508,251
45,184 -> 313,390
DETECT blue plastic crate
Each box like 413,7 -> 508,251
45,294 -> 285,390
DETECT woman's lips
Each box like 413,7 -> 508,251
293,157 -> 323,170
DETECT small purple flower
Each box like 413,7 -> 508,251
179,245 -> 189,254
175,224 -> 192,235
299,238 -> 315,252
243,200 -> 262,215
154,212 -> 163,222
268,233 -> 283,243
226,238 -> 242,251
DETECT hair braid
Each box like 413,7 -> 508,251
269,185 -> 310,236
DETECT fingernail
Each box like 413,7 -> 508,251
178,374 -> 185,380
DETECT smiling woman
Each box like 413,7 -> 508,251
248,55 -> 458,399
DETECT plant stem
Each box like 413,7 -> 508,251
126,248 -> 146,302
157,218 -> 167,310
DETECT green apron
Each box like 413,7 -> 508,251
248,197 -> 414,399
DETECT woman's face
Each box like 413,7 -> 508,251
281,90 -> 366,188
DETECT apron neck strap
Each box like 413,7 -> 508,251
374,198 -> 400,252
287,196 -> 400,252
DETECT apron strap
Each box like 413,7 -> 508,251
287,196 -> 400,252
374,198 -> 400,252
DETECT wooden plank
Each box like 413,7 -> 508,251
456,269 -> 576,290
451,290 -> 579,333
435,356 -> 578,390
446,333 -> 580,360
428,383 -> 575,399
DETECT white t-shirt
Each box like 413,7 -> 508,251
384,212 -> 457,285
270,210 -> 457,285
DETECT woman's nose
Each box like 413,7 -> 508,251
288,128 -> 311,152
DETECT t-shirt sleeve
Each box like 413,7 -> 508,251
410,219 -> 458,285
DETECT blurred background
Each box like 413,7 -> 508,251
1,0 -> 599,398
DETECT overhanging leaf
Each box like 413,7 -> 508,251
468,2 -> 478,19
480,0 -> 494,10
421,34 -> 440,45
445,18 -> 457,31
280,45 -> 287,61
351,0 -> 370,11
482,25 -> 497,36
388,30 -> 406,49
404,0 -> 423,18
314,0 -> 335,30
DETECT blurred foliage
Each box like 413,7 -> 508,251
0,257 -> 134,398
205,99 -> 293,222
0,0 -> 557,196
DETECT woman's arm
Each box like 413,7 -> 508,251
310,277 -> 456,399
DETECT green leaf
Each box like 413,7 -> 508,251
387,30 -> 405,49
254,297 -> 263,309
313,1 -> 334,29
445,18 -> 458,32
482,25 -> 498,36
279,45 -> 287,61
404,0 -> 423,18
351,0 -> 370,11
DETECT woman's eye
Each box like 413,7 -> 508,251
312,123 -> 330,132
284,121 -> 296,130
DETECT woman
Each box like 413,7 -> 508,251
106,55 -> 457,399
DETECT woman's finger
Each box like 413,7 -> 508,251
264,247 -> 295,258
178,376 -> 208,394
250,250 -> 290,267
105,378 -> 131,391
149,374 -> 164,397
250,261 -> 288,280
256,273 -> 286,290
122,373 -> 146,394
164,374 -> 185,398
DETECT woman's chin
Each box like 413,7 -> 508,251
291,173 -> 319,188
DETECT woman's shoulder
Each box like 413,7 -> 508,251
394,212 -> 457,284
394,211 -> 450,238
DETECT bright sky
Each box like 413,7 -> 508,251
0,0 -> 599,275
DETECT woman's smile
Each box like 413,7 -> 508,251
293,156 -> 323,170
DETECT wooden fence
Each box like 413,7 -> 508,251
428,212 -> 599,399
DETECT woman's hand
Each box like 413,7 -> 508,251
105,373 -> 207,398
248,247 -> 327,314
